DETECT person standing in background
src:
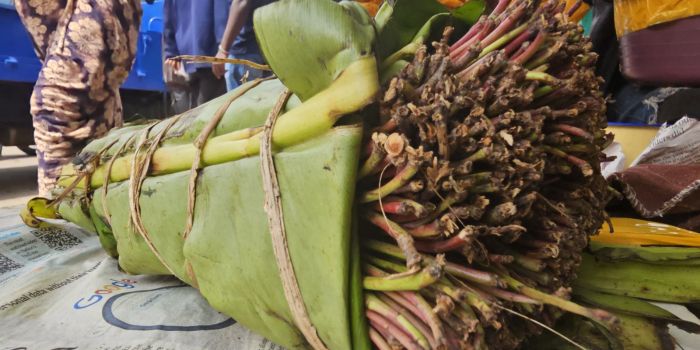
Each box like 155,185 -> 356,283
163,0 -> 229,113
212,0 -> 275,91
14,0 -> 144,197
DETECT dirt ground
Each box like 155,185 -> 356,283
0,146 -> 37,208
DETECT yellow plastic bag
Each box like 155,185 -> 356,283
594,217 -> 700,247
614,0 -> 700,37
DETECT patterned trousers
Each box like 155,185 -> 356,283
15,0 -> 142,196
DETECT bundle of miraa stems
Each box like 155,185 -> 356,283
358,0 -> 616,349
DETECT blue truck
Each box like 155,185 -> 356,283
0,0 -> 166,156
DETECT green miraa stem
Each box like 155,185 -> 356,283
465,147 -> 489,162
364,212 -> 422,270
381,42 -> 421,72
532,63 -> 549,72
363,239 -> 503,288
380,14 -> 435,73
525,71 -> 559,84
358,146 -> 386,179
363,262 -> 442,291
479,22 -> 529,59
534,85 -> 554,98
60,57 -> 379,189
366,255 -> 407,274
500,273 -> 619,331
363,239 -> 406,260
360,161 -> 420,203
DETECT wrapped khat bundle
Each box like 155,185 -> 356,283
23,1 -> 619,349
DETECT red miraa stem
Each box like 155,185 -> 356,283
414,230 -> 472,253
369,327 -> 392,350
450,19 -> 494,60
445,262 -> 503,287
513,31 -> 547,65
449,18 -> 485,52
367,310 -> 422,350
406,220 -> 442,238
400,292 -> 446,346
385,292 -> 429,325
551,123 -> 594,141
504,28 -> 535,56
374,197 -> 430,218
481,2 -> 527,47
492,0 -> 511,17
480,286 -> 540,304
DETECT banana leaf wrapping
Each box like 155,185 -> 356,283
21,1 -> 483,349
57,66 -> 368,350
84,123 -> 364,350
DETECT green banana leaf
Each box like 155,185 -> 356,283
574,253 -> 700,303
375,0 -> 447,61
65,126 -> 361,350
255,0 -> 375,101
56,79 -> 298,249
523,313 -> 616,350
78,122 -> 152,158
573,287 -> 700,333
379,13 -> 449,73
524,312 -> 672,350
78,80 -> 302,159
451,0 -> 487,23
58,199 -> 97,234
58,81 -> 373,350
375,0 -> 485,61
166,80 -> 302,145
574,288 -> 682,321
612,313 -> 674,350
589,241 -> 700,265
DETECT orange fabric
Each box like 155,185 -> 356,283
358,1 -> 380,16
558,0 -> 590,23
569,3 -> 590,23
437,0 -> 466,10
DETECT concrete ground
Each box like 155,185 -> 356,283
0,146 -> 37,208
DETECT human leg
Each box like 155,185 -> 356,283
193,69 -> 226,106
14,0 -> 68,59
29,0 -> 142,196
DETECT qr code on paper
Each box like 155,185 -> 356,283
0,253 -> 23,274
31,227 -> 82,251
